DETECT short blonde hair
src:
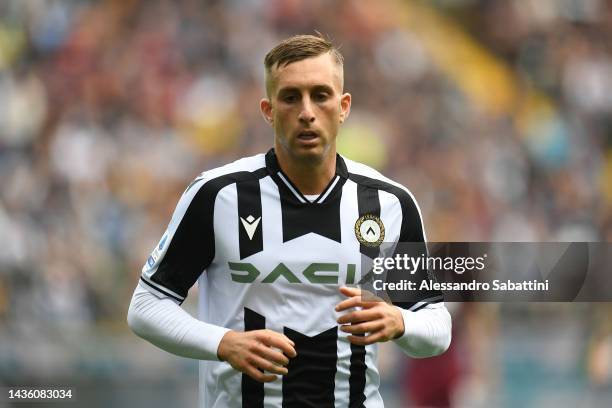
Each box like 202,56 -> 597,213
264,34 -> 344,95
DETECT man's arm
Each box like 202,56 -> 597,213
336,286 -> 451,357
127,284 -> 297,382
392,302 -> 451,358
129,172 -> 296,382
127,284 -> 229,360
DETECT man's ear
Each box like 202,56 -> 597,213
339,92 -> 351,123
260,98 -> 273,125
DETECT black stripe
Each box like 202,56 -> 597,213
242,308 -> 265,408
237,179 -> 263,259
281,196 -> 343,243
349,180 -> 370,408
350,173 -> 443,309
282,326 -> 338,408
264,149 -> 347,243
266,153 -> 345,244
152,168 -> 268,298
349,338 -> 367,408
349,173 -> 424,242
411,302 -> 431,312
356,183 -> 381,259
139,277 -> 183,303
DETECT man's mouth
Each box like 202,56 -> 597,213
297,130 -> 318,140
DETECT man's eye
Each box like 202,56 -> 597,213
283,95 -> 297,103
314,93 -> 329,101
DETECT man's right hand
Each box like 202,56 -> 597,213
217,330 -> 297,382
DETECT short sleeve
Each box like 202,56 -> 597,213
139,175 -> 217,303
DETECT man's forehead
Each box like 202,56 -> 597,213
270,53 -> 343,93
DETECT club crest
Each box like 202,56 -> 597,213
354,214 -> 385,247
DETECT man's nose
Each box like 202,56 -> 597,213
298,98 -> 315,123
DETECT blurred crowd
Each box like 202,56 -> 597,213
1,0 -> 611,406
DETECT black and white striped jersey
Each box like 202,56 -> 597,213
139,149 -> 443,408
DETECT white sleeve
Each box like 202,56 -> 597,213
392,302 -> 452,358
127,283 -> 230,361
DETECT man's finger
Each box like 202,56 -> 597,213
335,296 -> 362,312
257,331 -> 297,357
340,321 -> 384,335
336,296 -> 379,313
337,308 -> 380,325
256,345 -> 290,367
245,366 -> 278,383
339,286 -> 382,302
249,354 -> 289,376
339,286 -> 361,297
259,330 -> 295,347
347,332 -> 384,346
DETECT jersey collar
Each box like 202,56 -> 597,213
265,148 -> 348,205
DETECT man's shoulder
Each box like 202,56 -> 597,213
342,156 -> 414,199
197,153 -> 268,182
182,153 -> 267,196
342,156 -> 426,237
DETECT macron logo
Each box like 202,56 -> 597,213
240,215 -> 261,240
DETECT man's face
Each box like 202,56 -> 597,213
261,53 -> 351,164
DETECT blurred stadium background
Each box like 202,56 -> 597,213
1,0 -> 612,407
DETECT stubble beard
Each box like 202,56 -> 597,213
277,136 -> 333,167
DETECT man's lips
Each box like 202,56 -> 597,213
297,130 -> 319,140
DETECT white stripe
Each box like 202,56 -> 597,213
140,275 -> 185,300
137,281 -> 183,305
318,176 -> 340,203
334,336 -> 352,408
408,295 -> 444,311
277,172 -> 307,203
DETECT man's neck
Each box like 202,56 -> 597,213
275,150 -> 336,195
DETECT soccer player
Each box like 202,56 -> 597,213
127,34 -> 451,407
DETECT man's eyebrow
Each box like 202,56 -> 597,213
311,84 -> 334,93
277,84 -> 335,95
277,86 -> 300,95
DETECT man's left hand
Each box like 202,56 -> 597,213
336,286 -> 405,346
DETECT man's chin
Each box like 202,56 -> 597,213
291,146 -> 327,164
275,140 -> 333,166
